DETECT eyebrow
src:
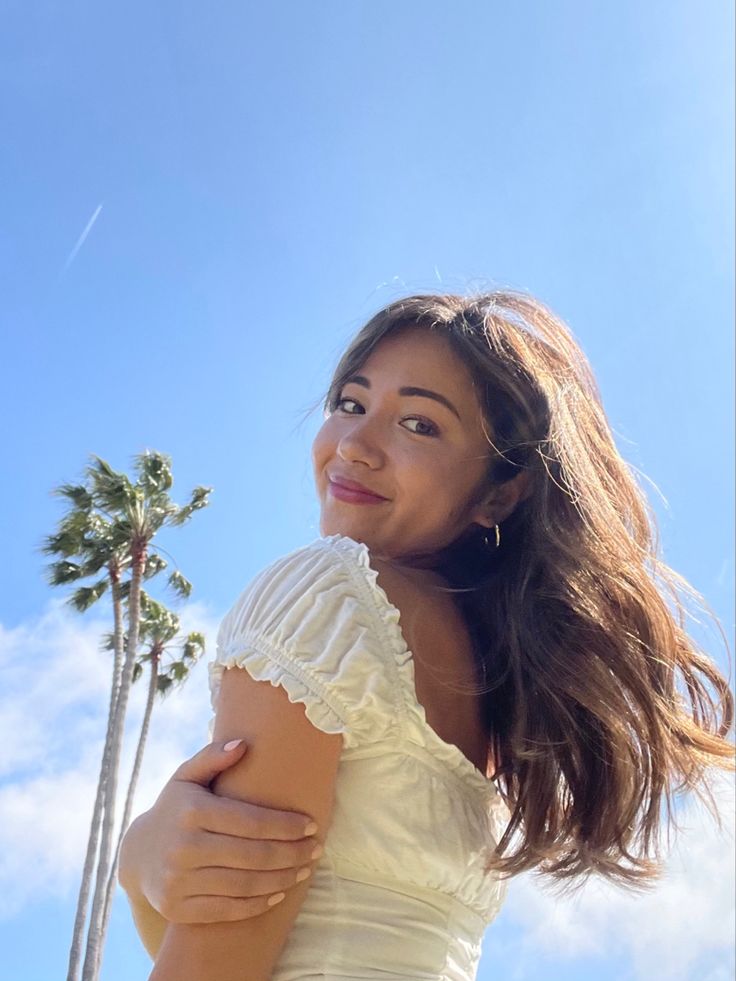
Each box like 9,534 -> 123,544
343,374 -> 462,421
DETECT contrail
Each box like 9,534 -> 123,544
62,203 -> 103,273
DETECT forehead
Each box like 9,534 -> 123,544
358,329 -> 475,393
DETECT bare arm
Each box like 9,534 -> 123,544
118,820 -> 168,959
118,739 -> 322,961
148,667 -> 343,981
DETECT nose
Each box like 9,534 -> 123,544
336,414 -> 385,469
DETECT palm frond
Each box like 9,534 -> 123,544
44,560 -> 83,586
181,631 -> 206,660
135,595 -> 180,647
68,579 -> 109,612
99,631 -> 118,653
138,591 -> 165,620
40,529 -> 83,559
41,508 -> 96,559
144,497 -> 179,538
168,570 -> 192,599
169,660 -> 188,682
168,486 -> 212,526
79,550 -> 114,578
52,483 -> 94,511
85,512 -> 114,536
86,455 -> 136,513
143,554 -> 167,580
134,450 -> 174,497
156,675 -> 174,697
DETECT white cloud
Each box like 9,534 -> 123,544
0,598 -> 221,919
495,770 -> 735,981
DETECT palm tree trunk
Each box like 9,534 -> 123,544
65,731 -> 109,981
96,650 -> 160,975
66,571 -> 125,981
82,548 -> 147,981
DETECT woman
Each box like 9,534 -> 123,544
120,290 -> 735,981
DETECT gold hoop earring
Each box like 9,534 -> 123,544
483,524 -> 501,549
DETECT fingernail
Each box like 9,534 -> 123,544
311,844 -> 324,860
296,867 -> 312,882
224,739 -> 243,751
304,821 -> 319,836
267,892 -> 286,906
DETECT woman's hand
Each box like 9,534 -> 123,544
119,739 -> 321,924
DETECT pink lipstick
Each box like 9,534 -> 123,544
328,479 -> 388,505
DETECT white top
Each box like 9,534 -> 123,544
208,533 -> 511,981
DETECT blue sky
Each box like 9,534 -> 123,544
1,2 -> 733,980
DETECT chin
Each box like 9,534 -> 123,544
319,514 -> 367,546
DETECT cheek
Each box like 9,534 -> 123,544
402,457 -> 455,502
311,421 -> 331,460
420,458 -> 484,514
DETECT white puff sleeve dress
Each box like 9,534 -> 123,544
208,533 -> 511,981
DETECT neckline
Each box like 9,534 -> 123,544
323,534 -> 501,801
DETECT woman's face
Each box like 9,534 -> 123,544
312,328 -> 499,564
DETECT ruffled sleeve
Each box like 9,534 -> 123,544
207,537 -> 400,750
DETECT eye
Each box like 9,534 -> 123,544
333,396 -> 361,414
333,397 -> 439,438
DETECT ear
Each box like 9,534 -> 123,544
474,469 -> 533,528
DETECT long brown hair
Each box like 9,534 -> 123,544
312,289 -> 734,893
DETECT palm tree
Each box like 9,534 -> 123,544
41,450 -> 211,981
95,598 -> 205,975
43,484 -> 128,981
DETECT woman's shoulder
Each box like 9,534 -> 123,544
216,533 -> 396,660
211,534 -> 402,749
220,535 -> 368,624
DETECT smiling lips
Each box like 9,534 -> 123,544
328,476 -> 389,504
